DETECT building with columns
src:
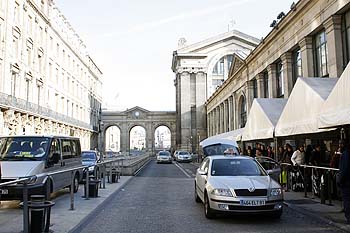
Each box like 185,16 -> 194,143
171,31 -> 260,151
0,0 -> 102,150
206,0 -> 350,140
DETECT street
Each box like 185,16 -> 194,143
75,159 -> 342,233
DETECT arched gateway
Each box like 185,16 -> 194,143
99,106 -> 176,155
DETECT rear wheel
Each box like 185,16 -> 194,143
204,193 -> 215,219
69,174 -> 79,193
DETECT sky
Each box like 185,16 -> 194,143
56,0 -> 293,111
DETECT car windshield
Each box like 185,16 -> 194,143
203,144 -> 239,156
0,137 -> 49,161
82,152 -> 96,160
211,159 -> 267,176
159,151 -> 170,156
179,151 -> 189,155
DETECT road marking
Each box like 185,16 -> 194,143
174,162 -> 191,178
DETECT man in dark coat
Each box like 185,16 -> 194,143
338,140 -> 350,224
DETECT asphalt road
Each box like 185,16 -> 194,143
75,159 -> 342,233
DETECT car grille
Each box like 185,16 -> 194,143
234,189 -> 267,196
228,205 -> 274,211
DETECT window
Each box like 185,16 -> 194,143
11,72 -> 17,96
252,79 -> 257,98
342,10 -> 350,68
240,96 -> 247,128
292,49 -> 302,85
314,30 -> 328,77
276,61 -> 284,97
263,72 -> 269,98
212,57 -> 224,75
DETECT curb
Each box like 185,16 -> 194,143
283,201 -> 350,233
133,157 -> 152,176
69,177 -> 134,233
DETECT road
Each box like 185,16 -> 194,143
75,159 -> 342,233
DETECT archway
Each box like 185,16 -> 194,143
105,126 -> 121,152
154,125 -> 171,153
238,95 -> 247,128
130,126 -> 146,155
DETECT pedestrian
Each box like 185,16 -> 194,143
305,144 -> 313,165
291,145 -> 305,166
309,145 -> 321,166
277,146 -> 284,162
267,146 -> 274,158
260,144 -> 268,157
337,139 -> 350,224
255,148 -> 263,157
281,144 -> 293,164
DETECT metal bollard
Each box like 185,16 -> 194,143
327,170 -> 332,205
304,166 -> 307,198
85,169 -> 90,200
23,181 -> 29,233
70,171 -> 75,210
102,164 -> 106,189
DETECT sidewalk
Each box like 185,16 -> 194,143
0,176 -> 133,233
284,191 -> 350,232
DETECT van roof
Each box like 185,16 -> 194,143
0,135 -> 80,140
200,138 -> 238,148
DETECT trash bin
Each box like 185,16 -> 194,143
20,194 -> 55,233
108,169 -> 119,183
87,179 -> 100,198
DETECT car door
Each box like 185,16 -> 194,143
196,158 -> 210,199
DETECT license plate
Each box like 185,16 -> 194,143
0,189 -> 8,195
240,199 -> 265,206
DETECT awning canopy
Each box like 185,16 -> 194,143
275,77 -> 337,137
242,98 -> 287,141
200,128 -> 244,147
318,63 -> 350,128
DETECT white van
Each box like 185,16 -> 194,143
0,135 -> 83,200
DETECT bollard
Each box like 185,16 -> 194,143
70,171 -> 75,210
320,174 -> 326,204
20,194 -> 55,233
85,169 -> 90,200
23,181 -> 29,233
304,166 -> 307,198
327,171 -> 332,205
102,164 -> 106,189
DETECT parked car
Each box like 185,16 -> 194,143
194,155 -> 283,219
176,151 -> 192,163
173,150 -> 180,160
255,156 -> 281,182
157,151 -> 172,164
82,150 -> 101,178
0,135 -> 83,200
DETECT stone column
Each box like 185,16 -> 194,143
246,80 -> 255,109
227,97 -> 232,131
230,95 -> 235,130
223,100 -> 227,133
267,64 -> 277,98
324,15 -> 343,77
299,36 -> 314,77
256,73 -> 265,98
281,52 -> 294,98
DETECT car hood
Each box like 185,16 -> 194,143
210,176 -> 280,190
82,160 -> 96,166
1,161 -> 45,178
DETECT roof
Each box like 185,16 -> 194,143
242,98 -> 287,141
275,77 -> 337,137
318,63 -> 350,128
200,138 -> 238,148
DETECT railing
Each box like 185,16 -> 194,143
280,163 -> 340,205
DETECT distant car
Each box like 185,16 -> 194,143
157,151 -> 172,164
105,150 -> 117,158
255,156 -> 281,183
176,151 -> 192,163
173,150 -> 180,160
82,150 -> 101,177
194,155 -> 283,219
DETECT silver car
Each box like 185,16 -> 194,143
156,151 -> 172,164
194,155 -> 283,219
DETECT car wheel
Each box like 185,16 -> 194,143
70,174 -> 79,193
204,193 -> 215,219
194,183 -> 201,203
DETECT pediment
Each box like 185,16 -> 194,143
124,106 -> 150,119
228,53 -> 245,77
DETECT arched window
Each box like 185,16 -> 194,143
240,96 -> 247,128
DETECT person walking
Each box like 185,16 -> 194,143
337,140 -> 350,224
291,145 -> 305,166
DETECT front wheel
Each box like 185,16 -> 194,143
204,193 -> 215,219
194,183 -> 201,203
70,174 -> 79,193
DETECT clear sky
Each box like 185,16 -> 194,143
56,0 -> 293,111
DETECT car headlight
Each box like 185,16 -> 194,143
270,188 -> 282,196
19,175 -> 37,184
88,166 -> 95,172
211,188 -> 233,197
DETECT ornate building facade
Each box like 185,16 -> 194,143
206,0 -> 350,139
0,0 -> 102,150
171,30 -> 260,151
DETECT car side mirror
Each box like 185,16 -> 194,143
267,170 -> 273,175
198,169 -> 208,176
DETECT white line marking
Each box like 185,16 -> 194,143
174,162 -> 191,178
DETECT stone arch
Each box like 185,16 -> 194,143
104,124 -> 122,152
153,124 -> 172,151
129,125 -> 147,155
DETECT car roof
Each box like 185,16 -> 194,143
207,155 -> 253,160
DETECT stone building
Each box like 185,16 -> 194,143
206,0 -> 350,140
0,0 -> 102,150
171,30 -> 260,152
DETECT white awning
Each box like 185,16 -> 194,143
200,128 -> 244,147
318,63 -> 350,128
242,98 -> 287,141
275,77 -> 337,137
